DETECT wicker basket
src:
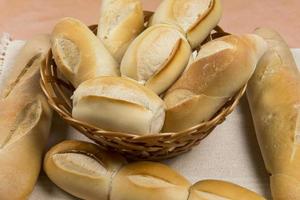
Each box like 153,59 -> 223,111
40,11 -> 246,161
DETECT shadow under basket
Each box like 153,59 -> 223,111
40,13 -> 246,161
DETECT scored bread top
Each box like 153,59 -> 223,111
51,17 -> 119,87
98,0 -> 144,62
164,34 -> 267,109
73,76 -> 165,112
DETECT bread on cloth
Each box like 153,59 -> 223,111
0,35 -> 52,199
247,27 -> 300,200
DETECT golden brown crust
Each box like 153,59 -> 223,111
110,161 -> 191,200
188,180 -> 265,200
52,17 -> 119,87
164,34 -> 267,132
120,24 -> 191,94
247,27 -> 300,200
44,140 -> 127,200
0,36 -> 52,199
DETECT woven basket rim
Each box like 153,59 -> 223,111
40,51 -> 246,141
39,10 -> 246,160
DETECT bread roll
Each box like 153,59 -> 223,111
188,180 -> 265,200
72,76 -> 165,134
247,28 -> 300,200
149,0 -> 222,49
163,34 -> 267,132
44,140 -> 127,200
44,140 -> 265,200
0,35 -> 52,199
121,24 -> 191,94
110,162 -> 191,200
98,0 -> 144,62
51,17 -> 119,88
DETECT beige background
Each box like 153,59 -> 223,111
0,0 -> 300,46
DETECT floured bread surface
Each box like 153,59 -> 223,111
173,0 -> 213,32
52,153 -> 106,177
121,24 -> 191,94
137,27 -> 181,82
53,38 -> 80,73
128,175 -> 177,188
0,100 -> 42,149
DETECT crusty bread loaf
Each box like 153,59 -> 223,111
72,76 -> 165,134
44,140 -> 265,200
111,161 -> 190,200
44,140 -> 127,200
163,34 -> 267,132
98,0 -> 144,62
121,24 -> 191,94
188,180 -> 265,200
51,17 -> 119,88
0,35 -> 52,200
247,28 -> 300,200
149,0 -> 222,49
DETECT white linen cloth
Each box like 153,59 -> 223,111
1,33 -> 300,200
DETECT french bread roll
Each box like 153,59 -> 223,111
72,76 -> 165,134
110,161 -> 191,200
98,0 -> 144,62
44,140 -> 266,200
44,140 -> 127,200
51,17 -> 119,88
120,24 -> 191,94
149,0 -> 222,49
188,180 -> 265,200
163,34 -> 267,132
0,35 -> 52,199
247,28 -> 300,200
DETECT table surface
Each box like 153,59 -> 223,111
1,0 -> 300,47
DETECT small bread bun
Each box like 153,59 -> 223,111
149,0 -> 222,48
188,180 -> 265,200
72,76 -> 165,134
121,24 -> 191,94
110,161 -> 191,200
51,17 -> 119,88
44,140 -> 127,200
163,34 -> 267,132
98,0 -> 144,62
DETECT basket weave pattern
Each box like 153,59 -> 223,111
40,13 -> 246,160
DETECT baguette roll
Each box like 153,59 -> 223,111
0,35 -> 52,199
247,28 -> 300,200
149,0 -> 222,49
188,180 -> 265,200
98,0 -> 144,62
44,140 -> 265,200
51,17 -> 119,88
120,24 -> 191,94
72,76 -> 165,134
110,162 -> 191,200
163,34 -> 267,132
44,140 -> 127,200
